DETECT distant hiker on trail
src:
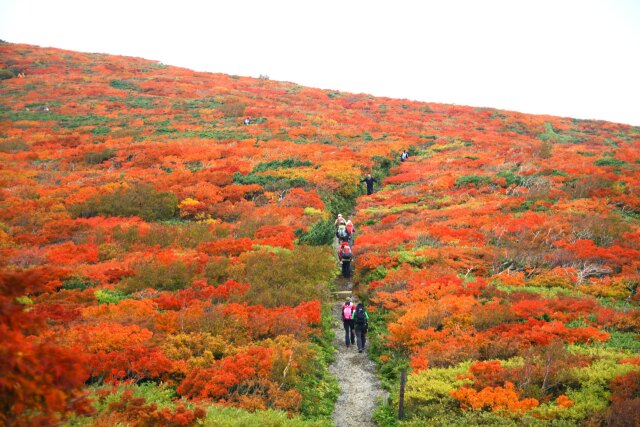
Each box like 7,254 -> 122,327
361,174 -> 377,195
243,118 -> 251,125
346,219 -> 355,245
353,302 -> 369,353
342,297 -> 355,347
335,214 -> 348,242
338,241 -> 352,278
401,150 -> 409,162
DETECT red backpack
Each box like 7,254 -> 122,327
341,245 -> 352,260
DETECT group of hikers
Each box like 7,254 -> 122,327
341,297 -> 369,352
334,215 -> 369,352
335,214 -> 355,278
336,167 -> 421,352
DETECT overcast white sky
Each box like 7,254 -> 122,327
1,0 -> 639,125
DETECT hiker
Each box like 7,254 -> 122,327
346,219 -> 355,246
335,214 -> 348,242
338,241 -> 352,278
361,174 -> 377,195
341,297 -> 355,347
243,117 -> 251,125
353,302 -> 369,353
401,150 -> 409,162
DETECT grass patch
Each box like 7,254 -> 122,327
109,79 -> 142,92
253,158 -> 313,173
455,175 -> 491,188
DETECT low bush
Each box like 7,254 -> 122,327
84,148 -> 115,164
231,246 -> 335,307
455,175 -> 491,188
297,219 -> 335,246
69,183 -> 177,221
120,259 -> 196,294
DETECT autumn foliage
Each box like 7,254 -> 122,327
1,41 -> 639,424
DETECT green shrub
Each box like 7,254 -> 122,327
601,331 -> 640,352
232,172 -> 308,192
297,343 -> 339,420
455,175 -> 491,188
0,69 -> 15,80
84,148 -> 115,164
62,276 -> 98,290
297,219 -> 335,246
94,288 -> 126,304
525,271 -> 573,289
372,155 -> 399,178
203,257 -> 230,284
135,222 -> 215,249
120,259 -> 196,294
91,125 -> 111,136
204,405 -> 327,426
109,79 -> 141,92
372,403 -> 398,427
232,246 -> 336,307
403,362 -> 473,417
185,160 -> 203,172
125,96 -> 158,109
59,114 -> 110,129
253,158 -> 313,173
69,183 -> 177,221
594,157 -> 626,168
321,190 -> 355,218
0,140 -> 29,153
216,100 -> 246,118
68,383 -> 198,425
496,170 -> 523,187
538,122 -> 576,144
179,129 -> 251,140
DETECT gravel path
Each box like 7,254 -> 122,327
329,277 -> 387,427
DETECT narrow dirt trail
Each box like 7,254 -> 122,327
329,276 -> 387,426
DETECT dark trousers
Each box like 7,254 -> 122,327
355,328 -> 367,351
341,260 -> 351,278
344,320 -> 355,346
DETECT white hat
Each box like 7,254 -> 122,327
338,214 -> 342,217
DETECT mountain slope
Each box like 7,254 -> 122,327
1,42 -> 639,426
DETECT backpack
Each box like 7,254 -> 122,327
343,304 -> 353,320
337,225 -> 347,238
341,245 -> 352,260
354,306 -> 366,326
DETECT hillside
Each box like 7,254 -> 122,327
1,42 -> 639,426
